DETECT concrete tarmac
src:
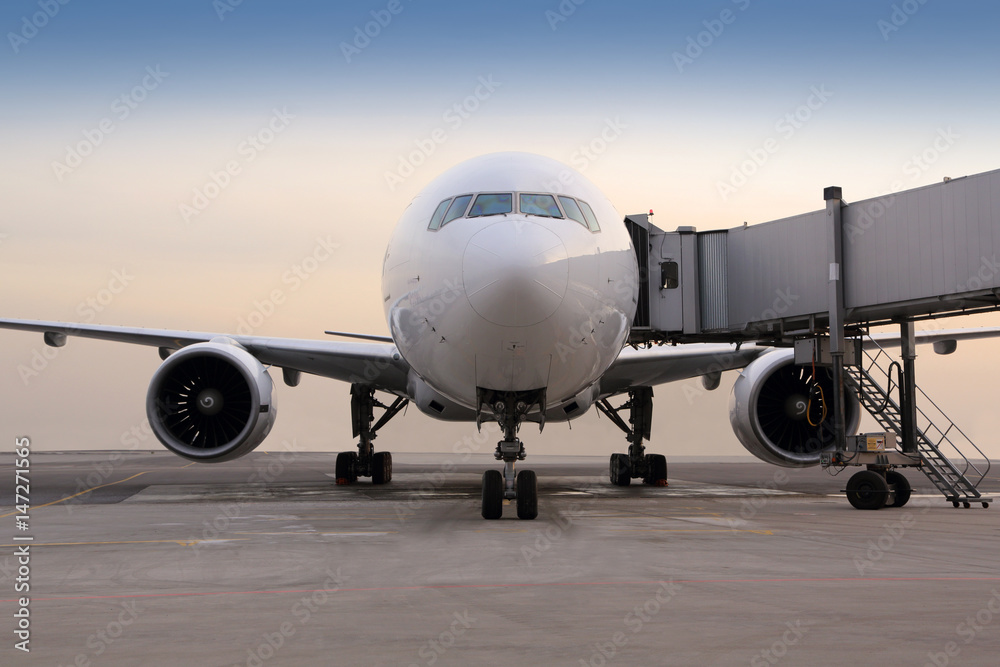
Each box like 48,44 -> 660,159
1,451 -> 999,666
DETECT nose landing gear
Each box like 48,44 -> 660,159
478,389 -> 543,520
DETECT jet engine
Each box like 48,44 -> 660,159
146,339 -> 276,462
729,349 -> 859,467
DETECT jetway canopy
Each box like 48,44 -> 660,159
628,167 -> 1000,344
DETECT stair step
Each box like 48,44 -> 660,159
846,359 -> 987,504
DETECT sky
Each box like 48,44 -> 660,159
2,0 -> 1000,461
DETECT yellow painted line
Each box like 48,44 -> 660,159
0,538 -> 248,548
0,460 -> 195,518
0,471 -> 152,518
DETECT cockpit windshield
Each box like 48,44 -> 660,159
519,193 -> 562,218
469,193 -> 512,217
441,195 -> 473,226
427,191 -> 600,232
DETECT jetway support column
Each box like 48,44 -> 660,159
824,186 -> 848,452
899,321 -> 918,453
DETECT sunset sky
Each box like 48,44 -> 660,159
2,0 -> 1000,460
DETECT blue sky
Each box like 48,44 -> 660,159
2,0 -> 1000,455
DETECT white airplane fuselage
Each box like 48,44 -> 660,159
382,153 -> 638,419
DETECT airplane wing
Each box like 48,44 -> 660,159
599,343 -> 768,396
0,318 -> 410,393
600,326 -> 1000,397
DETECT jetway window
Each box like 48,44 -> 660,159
661,261 -> 679,289
519,193 -> 563,218
558,196 -> 587,227
469,193 -> 512,217
441,194 -> 473,227
578,200 -> 601,232
428,198 -> 452,230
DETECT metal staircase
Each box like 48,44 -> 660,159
845,337 -> 991,507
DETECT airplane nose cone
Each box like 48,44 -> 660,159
463,221 -> 568,327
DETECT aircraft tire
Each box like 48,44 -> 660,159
482,470 -> 504,520
516,470 -> 538,520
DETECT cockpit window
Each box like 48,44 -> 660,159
558,196 -> 587,227
469,193 -> 512,217
441,194 -> 473,226
428,198 -> 452,230
519,193 -> 562,218
578,200 -> 601,232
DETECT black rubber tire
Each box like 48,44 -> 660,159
372,451 -> 392,485
846,470 -> 889,510
516,470 -> 538,520
481,470 -> 504,520
644,454 -> 668,485
335,451 -> 358,484
610,453 -> 631,486
964,502 -> 971,509
885,470 -> 911,507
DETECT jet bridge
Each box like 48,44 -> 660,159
626,166 -> 1000,509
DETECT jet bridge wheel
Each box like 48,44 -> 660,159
846,470 -> 890,510
335,451 -> 358,485
482,470 -> 504,520
885,470 -> 911,508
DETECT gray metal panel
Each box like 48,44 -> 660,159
724,210 -> 828,329
697,232 -> 728,330
843,170 -> 1000,310
680,232 -> 701,334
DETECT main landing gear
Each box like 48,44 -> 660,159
335,384 -> 408,486
479,389 -> 543,520
596,386 -> 668,487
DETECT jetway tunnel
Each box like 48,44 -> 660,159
626,166 -> 1000,344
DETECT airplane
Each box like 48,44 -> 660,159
2,152 -> 997,519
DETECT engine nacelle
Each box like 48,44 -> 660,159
729,349 -> 859,467
146,339 -> 276,463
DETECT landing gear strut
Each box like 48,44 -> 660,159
335,384 -> 408,485
479,389 -> 542,520
596,386 -> 668,487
